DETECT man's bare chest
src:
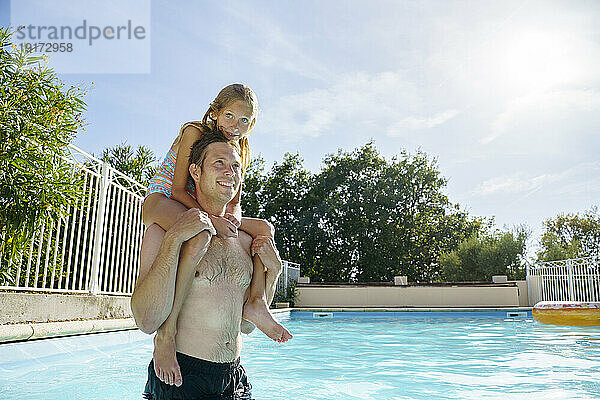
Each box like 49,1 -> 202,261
194,237 -> 252,287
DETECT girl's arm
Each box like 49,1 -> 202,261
226,183 -> 275,239
172,125 -> 238,238
225,185 -> 243,221
171,125 -> 203,210
225,180 -> 274,239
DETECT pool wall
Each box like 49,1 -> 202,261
0,292 -> 134,343
0,279 -> 530,343
296,281 -> 529,307
0,318 -> 137,342
0,292 -> 131,324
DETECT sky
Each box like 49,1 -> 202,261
2,0 -> 599,257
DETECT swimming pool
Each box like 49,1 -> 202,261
1,310 -> 599,399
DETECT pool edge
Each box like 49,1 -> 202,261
0,307 -> 532,343
293,306 -> 533,312
0,318 -> 138,344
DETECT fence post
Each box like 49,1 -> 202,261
526,263 -> 532,306
89,162 -> 110,295
567,259 -> 575,301
284,261 -> 289,291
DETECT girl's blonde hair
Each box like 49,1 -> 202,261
201,83 -> 258,171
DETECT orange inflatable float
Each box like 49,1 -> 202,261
533,301 -> 600,326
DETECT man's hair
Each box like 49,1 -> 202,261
189,127 -> 241,169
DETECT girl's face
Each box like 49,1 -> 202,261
213,100 -> 254,140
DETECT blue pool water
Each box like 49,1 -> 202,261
1,310 -> 600,399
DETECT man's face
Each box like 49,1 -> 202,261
191,142 -> 242,204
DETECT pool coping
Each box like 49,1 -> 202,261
0,318 -> 139,344
294,307 -> 533,312
0,307 -> 531,344
0,308 -> 293,344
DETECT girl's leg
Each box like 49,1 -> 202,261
238,217 -> 274,238
237,217 -> 292,342
142,193 -> 188,230
242,254 -> 293,342
142,194 -> 201,387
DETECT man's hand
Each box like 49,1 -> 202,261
209,214 -> 239,239
251,235 -> 282,272
240,318 -> 256,334
171,209 -> 216,241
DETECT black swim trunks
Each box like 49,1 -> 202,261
143,352 -> 253,400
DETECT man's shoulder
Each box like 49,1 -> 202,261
208,231 -> 253,258
236,231 -> 253,256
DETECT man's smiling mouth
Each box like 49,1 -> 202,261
217,180 -> 234,189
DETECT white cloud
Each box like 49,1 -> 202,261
472,161 -> 600,197
260,71 -> 459,141
387,109 -> 460,135
483,89 -> 600,144
220,3 -> 333,82
474,173 -> 556,196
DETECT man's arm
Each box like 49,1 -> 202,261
252,236 -> 283,305
131,209 -> 214,334
131,227 -> 183,334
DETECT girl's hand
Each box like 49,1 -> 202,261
251,235 -> 281,272
209,214 -> 238,239
223,213 -> 241,229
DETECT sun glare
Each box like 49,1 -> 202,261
496,30 -> 583,93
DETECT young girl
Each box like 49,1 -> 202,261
141,84 -> 292,387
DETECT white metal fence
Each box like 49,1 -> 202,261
276,260 -> 300,297
526,256 -> 600,304
0,144 -> 147,295
1,144 -> 300,296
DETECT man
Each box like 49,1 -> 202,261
131,131 -> 282,399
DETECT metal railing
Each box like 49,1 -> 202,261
0,144 -> 147,295
276,260 -> 301,297
1,143 -> 300,296
526,255 -> 600,304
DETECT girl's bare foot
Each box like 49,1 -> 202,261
153,332 -> 183,386
243,296 -> 293,342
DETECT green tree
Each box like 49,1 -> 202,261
241,156 -> 268,219
244,143 -> 482,283
258,154 -> 310,261
241,153 -> 312,263
537,207 -> 600,261
299,143 -> 388,282
100,142 -> 157,186
273,280 -> 298,306
439,226 -> 529,281
0,27 -> 86,264
302,145 -> 481,283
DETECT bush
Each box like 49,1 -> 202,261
0,26 -> 87,266
273,280 -> 298,306
100,143 -> 157,186
537,207 -> 600,262
439,227 -> 528,282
